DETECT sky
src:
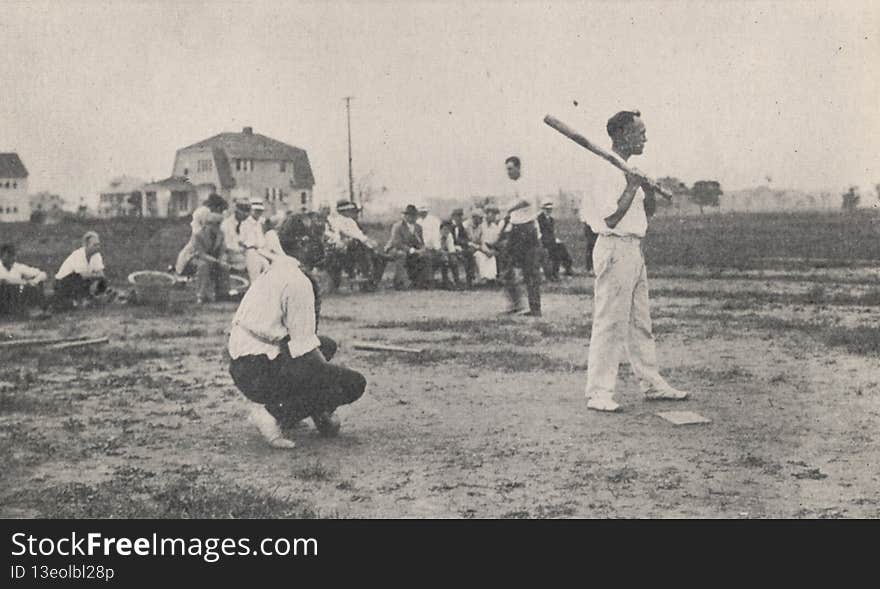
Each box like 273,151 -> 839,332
1,0 -> 877,208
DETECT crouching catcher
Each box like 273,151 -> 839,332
227,214 -> 366,448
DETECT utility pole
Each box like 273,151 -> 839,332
344,96 -> 355,204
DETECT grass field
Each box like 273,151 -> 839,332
1,209 -> 879,518
3,209 -> 879,285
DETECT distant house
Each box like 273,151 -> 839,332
29,191 -> 66,223
0,153 -> 29,222
98,176 -> 146,218
141,176 -> 200,218
172,126 -> 315,214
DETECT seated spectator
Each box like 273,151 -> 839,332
449,208 -> 477,287
537,199 -> 574,280
437,221 -> 463,289
192,213 -> 230,304
54,231 -> 113,308
385,204 -> 431,289
324,200 -> 386,291
0,244 -> 49,317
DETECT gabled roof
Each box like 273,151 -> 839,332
0,153 -> 28,178
178,128 -> 314,188
144,176 -> 195,190
100,175 -> 146,194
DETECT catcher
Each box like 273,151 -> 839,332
228,214 -> 366,448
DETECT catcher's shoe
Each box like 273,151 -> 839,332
249,406 -> 296,449
312,411 -> 341,437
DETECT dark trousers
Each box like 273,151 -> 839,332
229,335 -> 366,428
325,241 -> 386,290
502,223 -> 542,312
0,283 -> 46,315
584,224 -> 599,272
195,260 -> 230,302
433,251 -> 462,287
542,241 -> 573,279
54,273 -> 106,305
390,251 -> 432,289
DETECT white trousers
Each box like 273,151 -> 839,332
474,250 -> 497,280
585,235 -> 668,400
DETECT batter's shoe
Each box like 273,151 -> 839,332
644,386 -> 689,401
586,397 -> 621,412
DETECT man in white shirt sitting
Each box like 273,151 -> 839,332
228,215 -> 367,448
0,243 -> 49,316
54,231 -> 111,308
581,110 -> 689,412
324,200 -> 386,291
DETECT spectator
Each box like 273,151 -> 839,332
386,204 -> 430,289
54,231 -> 113,308
537,199 -> 574,280
0,244 -> 49,317
192,214 -> 230,304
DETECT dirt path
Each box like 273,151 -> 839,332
1,271 -> 878,518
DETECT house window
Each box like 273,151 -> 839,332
280,161 -> 286,172
4,182 -> 8,188
12,182 -> 16,188
236,159 -> 241,171
197,159 -> 213,173
183,167 -> 189,176
301,192 -> 307,205
265,188 -> 270,199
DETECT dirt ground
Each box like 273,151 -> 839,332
1,268 -> 879,519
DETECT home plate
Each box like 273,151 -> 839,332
656,411 -> 712,426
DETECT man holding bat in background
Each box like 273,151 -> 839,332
579,110 -> 688,412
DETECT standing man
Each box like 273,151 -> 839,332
581,110 -> 689,412
386,204 -> 429,289
537,199 -> 574,280
54,231 -> 112,308
221,201 -> 251,272
228,215 -> 366,448
499,156 -> 542,317
0,244 -> 48,316
240,198 -> 269,282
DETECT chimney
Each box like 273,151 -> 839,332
242,126 -> 253,135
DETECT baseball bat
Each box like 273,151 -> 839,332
543,114 -> 673,201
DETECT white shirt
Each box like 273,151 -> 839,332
239,216 -> 266,249
190,205 -> 213,233
228,254 -> 321,360
0,262 -> 46,285
221,215 -> 243,251
483,220 -> 503,246
328,214 -> 369,244
418,214 -> 442,249
56,248 -> 105,280
262,229 -> 284,257
579,154 -> 648,238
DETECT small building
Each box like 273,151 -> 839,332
172,126 -> 315,215
29,191 -> 66,223
0,153 -> 29,222
141,176 -> 204,218
97,176 -> 146,218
